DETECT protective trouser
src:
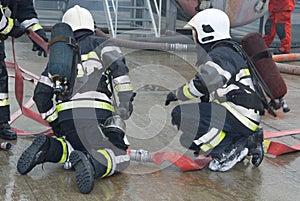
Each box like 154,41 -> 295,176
171,102 -> 255,157
0,56 -> 10,123
263,11 -> 293,53
59,118 -> 129,172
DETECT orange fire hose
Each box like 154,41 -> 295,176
273,53 -> 300,62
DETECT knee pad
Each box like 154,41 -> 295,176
103,115 -> 128,150
103,115 -> 126,138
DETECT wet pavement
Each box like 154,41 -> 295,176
1,31 -> 300,201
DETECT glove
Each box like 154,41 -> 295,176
118,101 -> 133,120
32,28 -> 48,57
165,91 -> 178,106
0,34 -> 8,41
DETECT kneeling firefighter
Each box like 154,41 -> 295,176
17,5 -> 134,194
165,8 -> 265,172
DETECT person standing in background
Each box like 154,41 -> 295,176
256,0 -> 296,54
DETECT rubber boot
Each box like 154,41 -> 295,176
0,122 -> 17,140
208,144 -> 249,172
69,150 -> 95,194
17,134 -> 50,174
247,127 -> 264,167
69,150 -> 113,194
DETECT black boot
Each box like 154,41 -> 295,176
69,150 -> 95,194
247,127 -> 264,167
0,122 -> 17,140
208,144 -> 249,172
17,134 -> 50,175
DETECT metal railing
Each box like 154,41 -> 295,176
103,0 -> 162,38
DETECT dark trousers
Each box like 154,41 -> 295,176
0,41 -> 9,122
171,102 -> 254,156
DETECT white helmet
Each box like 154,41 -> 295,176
184,8 -> 231,44
62,5 -> 94,32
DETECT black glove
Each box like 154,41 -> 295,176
165,91 -> 178,106
32,28 -> 48,57
118,101 -> 133,120
0,34 -> 8,41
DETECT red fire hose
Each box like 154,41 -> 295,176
8,31 -> 52,136
8,30 -> 300,161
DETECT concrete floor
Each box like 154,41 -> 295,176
1,32 -> 300,201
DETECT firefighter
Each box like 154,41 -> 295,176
17,5 -> 134,194
0,0 -> 48,140
257,0 -> 296,54
165,8 -> 264,172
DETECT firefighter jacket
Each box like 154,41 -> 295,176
33,30 -> 133,129
175,41 -> 264,131
0,0 -> 41,44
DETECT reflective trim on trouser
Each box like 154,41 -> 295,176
56,138 -> 68,163
199,130 -> 226,152
97,149 -> 113,178
0,98 -> 9,106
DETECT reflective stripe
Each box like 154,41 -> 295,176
206,61 -> 231,81
216,84 -> 239,97
105,149 -> 117,176
56,138 -> 68,163
115,83 -> 133,92
113,75 -> 130,85
183,83 -> 196,99
97,149 -> 112,178
0,99 -> 9,106
227,102 -> 261,123
27,23 -> 43,31
0,93 -> 8,99
188,80 -> 204,97
0,13 -> 7,30
45,110 -> 58,123
56,100 -> 115,112
38,75 -> 53,87
64,140 -> 74,165
101,46 -> 122,58
71,91 -> 112,103
200,130 -> 226,152
20,18 -> 39,29
194,127 -> 219,145
220,101 -> 259,131
81,51 -> 99,61
77,63 -> 85,77
41,105 -> 57,119
0,17 -> 13,35
235,68 -> 250,81
263,140 -> 271,153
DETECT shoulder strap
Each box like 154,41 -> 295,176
211,40 -> 278,117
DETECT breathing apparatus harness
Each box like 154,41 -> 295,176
211,40 -> 279,117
